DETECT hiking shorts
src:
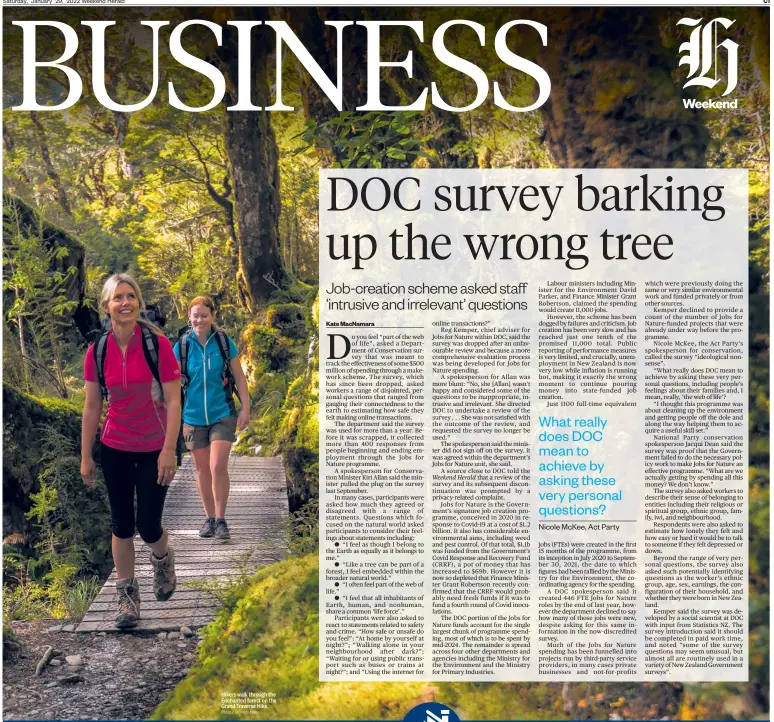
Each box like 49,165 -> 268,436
183,415 -> 237,451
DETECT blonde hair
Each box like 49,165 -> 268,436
100,273 -> 163,336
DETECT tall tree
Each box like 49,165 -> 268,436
216,10 -> 286,310
284,8 -> 339,128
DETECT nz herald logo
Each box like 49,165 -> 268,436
678,18 -> 739,109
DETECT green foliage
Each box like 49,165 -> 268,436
10,426 -> 103,618
259,280 -> 317,309
3,385 -> 112,620
281,362 -> 319,513
153,555 -> 429,721
244,324 -> 298,375
152,555 -> 316,720
277,152 -> 319,283
2,30 -> 243,323
254,376 -> 290,421
4,384 -> 81,537
31,423 -> 112,575
2,557 -> 49,621
284,500 -> 319,556
234,292 -> 319,522
296,112 -> 431,169
64,576 -> 101,623
126,107 -> 241,317
3,195 -> 82,398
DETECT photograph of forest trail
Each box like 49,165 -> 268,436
1,6 -> 769,722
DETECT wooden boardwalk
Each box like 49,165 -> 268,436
76,455 -> 288,633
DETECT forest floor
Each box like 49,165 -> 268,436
3,619 -> 198,720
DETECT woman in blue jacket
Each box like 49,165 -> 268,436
174,296 -> 250,540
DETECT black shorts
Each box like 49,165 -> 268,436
100,443 -> 168,543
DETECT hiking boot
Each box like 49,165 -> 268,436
213,518 -> 230,541
150,547 -> 177,601
199,518 -> 215,538
115,578 -> 140,629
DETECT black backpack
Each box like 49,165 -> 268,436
177,328 -> 237,417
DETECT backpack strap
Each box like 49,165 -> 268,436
176,330 -> 193,467
139,324 -> 163,401
213,330 -> 237,414
94,332 -> 110,401
179,330 -> 191,390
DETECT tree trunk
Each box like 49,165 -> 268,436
3,125 -> 13,153
294,10 -> 442,170
561,682 -> 573,715
29,112 -> 72,216
317,8 -> 371,112
45,317 -> 67,398
536,8 -> 709,167
298,9 -> 382,167
285,8 -> 340,127
14,288 -> 30,394
41,316 -> 68,399
114,111 -> 135,179
217,11 -> 286,310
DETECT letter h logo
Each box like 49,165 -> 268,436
677,17 -> 739,97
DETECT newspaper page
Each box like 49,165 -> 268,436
320,169 -> 748,682
1,3 -> 768,721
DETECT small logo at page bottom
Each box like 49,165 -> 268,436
403,702 -> 460,722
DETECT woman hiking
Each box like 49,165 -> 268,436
174,296 -> 250,541
80,274 -> 181,629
